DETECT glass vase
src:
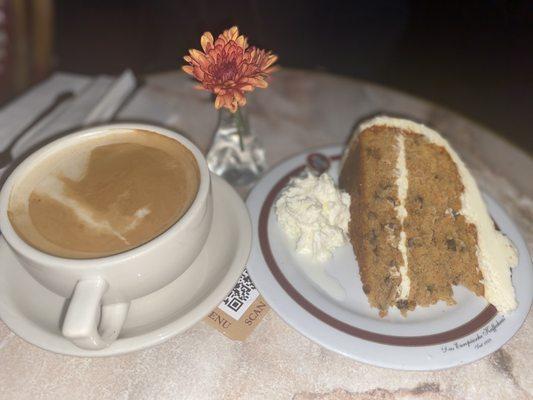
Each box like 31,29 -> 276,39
206,107 -> 267,187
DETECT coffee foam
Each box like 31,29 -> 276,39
35,174 -> 131,244
8,129 -> 199,258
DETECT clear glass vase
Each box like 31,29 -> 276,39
206,107 -> 267,187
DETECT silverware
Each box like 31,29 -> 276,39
0,91 -> 74,168
83,70 -> 137,125
109,84 -> 140,121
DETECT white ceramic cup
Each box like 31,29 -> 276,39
0,123 -> 213,350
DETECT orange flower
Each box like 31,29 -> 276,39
183,26 -> 277,112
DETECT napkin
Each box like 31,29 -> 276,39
0,73 -> 90,151
0,70 -> 137,172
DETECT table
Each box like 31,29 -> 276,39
0,69 -> 531,399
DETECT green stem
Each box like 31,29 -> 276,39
235,108 -> 245,152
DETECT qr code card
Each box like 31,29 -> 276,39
204,269 -> 270,341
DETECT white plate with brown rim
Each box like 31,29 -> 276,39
246,145 -> 533,370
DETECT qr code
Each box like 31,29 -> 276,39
219,269 -> 259,320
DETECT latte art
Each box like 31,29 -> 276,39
8,129 -> 200,259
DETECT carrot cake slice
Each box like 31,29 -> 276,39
339,116 -> 517,316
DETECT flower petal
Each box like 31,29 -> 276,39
228,26 -> 239,40
192,66 -> 205,81
239,84 -> 254,92
200,31 -> 214,52
252,78 -> 268,88
235,35 -> 247,49
264,65 -> 279,74
264,54 -> 278,69
214,95 -> 224,109
233,90 -> 247,107
189,49 -> 210,69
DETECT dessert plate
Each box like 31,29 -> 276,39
246,145 -> 532,370
0,175 -> 251,356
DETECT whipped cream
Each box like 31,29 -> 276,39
275,172 -> 351,262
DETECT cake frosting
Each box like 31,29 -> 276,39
394,134 -> 410,300
358,116 -> 518,312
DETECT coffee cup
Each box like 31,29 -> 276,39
0,123 -> 213,350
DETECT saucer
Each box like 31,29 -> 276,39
0,174 -> 251,356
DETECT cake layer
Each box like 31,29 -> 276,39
340,127 -> 405,315
403,131 -> 484,307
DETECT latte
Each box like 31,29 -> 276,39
8,129 -> 200,259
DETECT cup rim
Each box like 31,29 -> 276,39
0,122 -> 210,267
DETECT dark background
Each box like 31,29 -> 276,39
53,1 -> 532,153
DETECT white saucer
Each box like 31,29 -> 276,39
247,145 -> 533,370
0,174 -> 251,356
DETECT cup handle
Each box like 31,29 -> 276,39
62,278 -> 129,350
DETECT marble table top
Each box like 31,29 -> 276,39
0,69 -> 532,399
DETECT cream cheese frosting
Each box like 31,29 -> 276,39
359,116 -> 518,312
394,133 -> 410,300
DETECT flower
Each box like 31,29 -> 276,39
182,26 -> 277,112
